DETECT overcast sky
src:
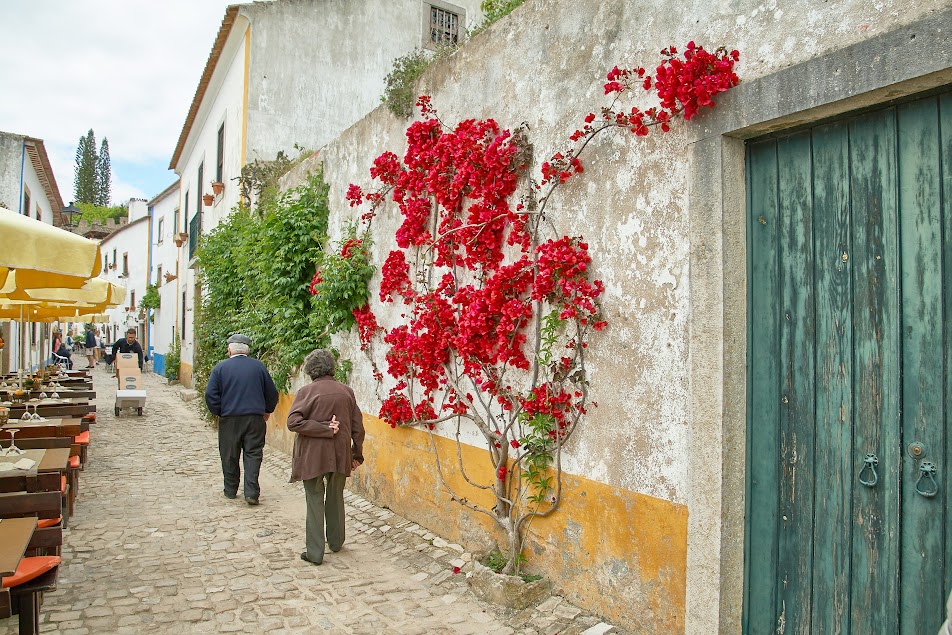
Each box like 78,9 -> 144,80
0,1 -> 234,206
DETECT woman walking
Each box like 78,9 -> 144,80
286,349 -> 365,565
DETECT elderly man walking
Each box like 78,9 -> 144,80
287,349 -> 364,565
204,334 -> 279,505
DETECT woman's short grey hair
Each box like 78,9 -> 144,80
304,349 -> 336,380
228,342 -> 250,356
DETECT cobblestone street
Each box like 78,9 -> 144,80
1,366 -> 615,635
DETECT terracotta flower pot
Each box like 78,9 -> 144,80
203,193 -> 215,206
211,181 -> 224,195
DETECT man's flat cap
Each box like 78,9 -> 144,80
227,333 -> 252,345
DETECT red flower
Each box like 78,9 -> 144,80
308,271 -> 323,296
340,238 -> 363,259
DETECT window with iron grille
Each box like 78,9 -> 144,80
428,4 -> 461,47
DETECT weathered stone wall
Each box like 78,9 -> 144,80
272,1 -> 950,631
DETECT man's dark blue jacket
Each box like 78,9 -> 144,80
204,355 -> 279,417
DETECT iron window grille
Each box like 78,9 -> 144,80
430,6 -> 460,47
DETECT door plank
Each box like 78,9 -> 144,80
848,107 -> 900,634
940,90 -> 952,624
810,121 -> 853,635
745,139 -> 783,634
776,131 -> 817,635
898,95 -> 946,634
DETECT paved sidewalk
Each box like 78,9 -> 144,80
1,366 -> 617,635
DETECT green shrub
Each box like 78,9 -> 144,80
164,338 -> 180,381
382,49 -> 433,117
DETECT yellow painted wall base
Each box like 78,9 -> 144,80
178,362 -> 193,388
267,404 -> 686,633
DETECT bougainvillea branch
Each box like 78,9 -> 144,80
346,43 -> 739,575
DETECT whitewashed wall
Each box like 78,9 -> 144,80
148,184 -> 181,375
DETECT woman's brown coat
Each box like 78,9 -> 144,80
286,377 -> 365,482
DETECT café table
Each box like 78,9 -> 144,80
0,517 -> 37,577
0,449 -> 70,476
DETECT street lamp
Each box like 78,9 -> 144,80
61,202 -> 81,228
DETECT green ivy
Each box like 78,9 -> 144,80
194,168 -> 331,402
140,284 -> 160,311
310,226 -> 375,335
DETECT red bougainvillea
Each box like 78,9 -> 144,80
347,44 -> 740,574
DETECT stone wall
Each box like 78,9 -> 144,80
271,1 -> 951,631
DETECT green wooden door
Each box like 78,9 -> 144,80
744,89 -> 952,635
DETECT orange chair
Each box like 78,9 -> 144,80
0,556 -> 61,635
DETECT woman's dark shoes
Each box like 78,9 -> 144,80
300,552 -> 322,565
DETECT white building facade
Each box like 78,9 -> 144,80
146,182 -> 182,377
99,200 -> 150,353
169,0 -> 483,387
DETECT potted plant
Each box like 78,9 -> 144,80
211,181 -> 224,195
203,193 -> 215,206
163,271 -> 178,282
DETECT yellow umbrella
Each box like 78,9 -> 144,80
15,277 -> 125,306
0,206 -> 103,289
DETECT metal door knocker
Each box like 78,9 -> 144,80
915,461 -> 938,498
858,453 -> 879,487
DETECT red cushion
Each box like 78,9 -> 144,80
37,516 -> 62,529
68,456 -> 80,469
74,431 -> 90,445
82,414 -> 96,422
60,476 -> 67,493
1,556 -> 60,588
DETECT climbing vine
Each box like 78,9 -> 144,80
194,168 -> 331,401
348,43 -> 740,575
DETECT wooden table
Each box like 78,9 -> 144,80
0,449 -> 69,474
0,517 -> 37,576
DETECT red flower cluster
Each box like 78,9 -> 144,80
346,44 -> 740,433
308,271 -> 323,296
533,237 -> 603,321
519,383 -> 573,430
352,304 -> 379,350
340,238 -> 363,259
648,42 -> 740,120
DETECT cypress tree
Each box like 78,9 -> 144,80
73,129 -> 98,204
96,138 -> 112,206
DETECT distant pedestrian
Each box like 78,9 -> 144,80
204,334 -> 279,505
287,349 -> 364,565
84,328 -> 97,368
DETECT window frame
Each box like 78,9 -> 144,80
423,1 -> 465,50
216,124 -> 225,183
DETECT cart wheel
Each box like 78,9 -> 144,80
115,406 -> 119,416
138,408 -> 143,416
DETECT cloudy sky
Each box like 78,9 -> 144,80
0,1 -> 234,205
